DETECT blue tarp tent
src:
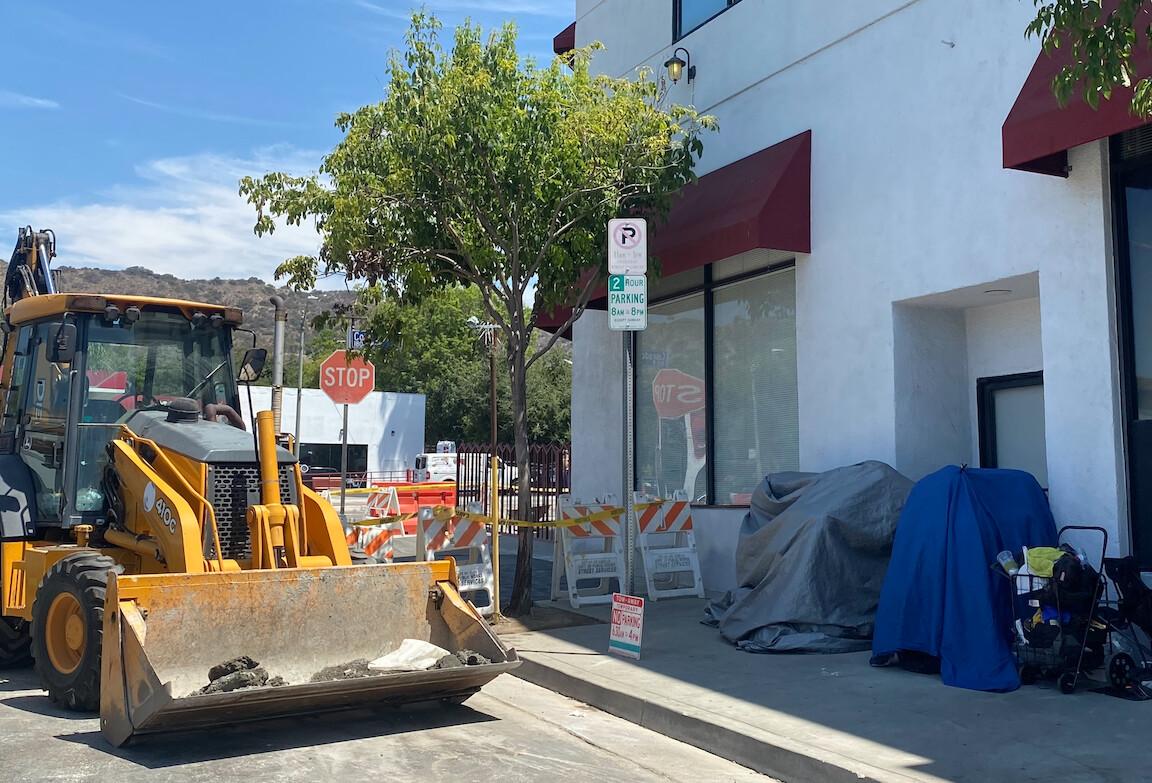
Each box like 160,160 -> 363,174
872,466 -> 1057,692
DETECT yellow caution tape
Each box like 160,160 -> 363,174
452,500 -> 667,530
344,500 -> 672,531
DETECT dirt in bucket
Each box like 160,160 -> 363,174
309,659 -> 374,683
188,656 -> 289,696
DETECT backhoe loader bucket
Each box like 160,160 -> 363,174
99,561 -> 519,746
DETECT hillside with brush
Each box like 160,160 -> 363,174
15,264 -> 354,346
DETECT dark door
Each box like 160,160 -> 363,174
1116,145 -> 1152,566
977,372 -> 1047,488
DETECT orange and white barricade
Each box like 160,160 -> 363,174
417,505 -> 495,616
552,496 -> 627,608
365,487 -> 400,519
634,492 -> 704,601
344,519 -> 406,563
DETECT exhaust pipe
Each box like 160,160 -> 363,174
37,235 -> 57,294
269,295 -> 286,432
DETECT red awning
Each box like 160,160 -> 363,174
652,129 -> 811,274
537,130 -> 812,335
1004,16 -> 1152,176
553,22 -> 576,56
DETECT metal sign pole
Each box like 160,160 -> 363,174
340,403 -> 349,522
624,331 -> 636,594
607,216 -> 647,597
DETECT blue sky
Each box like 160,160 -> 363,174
0,1 -> 572,287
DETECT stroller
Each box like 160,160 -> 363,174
1101,556 -> 1152,697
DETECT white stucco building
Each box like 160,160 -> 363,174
247,387 -> 425,477
554,0 -> 1152,589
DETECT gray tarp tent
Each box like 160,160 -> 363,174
705,461 -> 913,653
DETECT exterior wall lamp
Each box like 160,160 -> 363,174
664,47 -> 695,84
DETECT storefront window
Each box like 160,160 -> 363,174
713,270 -> 798,502
636,294 -> 706,501
633,265 -> 797,505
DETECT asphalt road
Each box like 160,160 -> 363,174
0,668 -> 768,783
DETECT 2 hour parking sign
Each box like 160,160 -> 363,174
608,274 -> 647,331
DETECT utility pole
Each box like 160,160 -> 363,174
294,294 -> 320,456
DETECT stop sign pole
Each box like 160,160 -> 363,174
320,350 -> 376,521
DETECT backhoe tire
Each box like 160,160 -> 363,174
31,553 -> 118,712
0,617 -> 31,668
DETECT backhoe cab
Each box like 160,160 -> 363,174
0,232 -> 517,747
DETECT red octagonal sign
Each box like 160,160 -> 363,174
652,368 -> 705,420
320,350 -> 376,405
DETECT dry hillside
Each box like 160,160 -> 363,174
5,263 -> 354,346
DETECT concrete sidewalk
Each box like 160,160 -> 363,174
502,598 -> 1151,783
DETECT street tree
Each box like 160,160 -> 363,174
1027,0 -> 1152,114
239,14 -> 713,614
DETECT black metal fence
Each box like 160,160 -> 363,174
456,442 -> 571,539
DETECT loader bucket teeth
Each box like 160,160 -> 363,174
99,563 -> 519,746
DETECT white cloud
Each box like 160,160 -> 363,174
0,90 -> 60,110
0,148 -> 349,289
117,93 -> 299,128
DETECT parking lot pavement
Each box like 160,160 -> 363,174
0,668 -> 768,783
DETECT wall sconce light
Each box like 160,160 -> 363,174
664,47 -> 695,84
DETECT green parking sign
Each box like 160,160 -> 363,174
608,274 -> 647,331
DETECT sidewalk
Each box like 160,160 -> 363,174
501,597 -> 1150,783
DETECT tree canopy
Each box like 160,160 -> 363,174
240,13 -> 713,614
1028,0 -> 1152,114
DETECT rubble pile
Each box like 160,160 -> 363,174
189,656 -> 288,696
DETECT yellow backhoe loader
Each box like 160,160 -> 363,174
0,227 -> 518,746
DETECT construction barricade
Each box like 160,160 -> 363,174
396,483 -> 457,517
551,496 -> 627,608
344,519 -> 407,563
365,487 -> 400,520
634,492 -> 704,601
417,505 -> 495,616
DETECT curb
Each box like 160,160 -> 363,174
511,653 -> 921,783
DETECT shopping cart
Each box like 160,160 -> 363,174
1010,526 -> 1110,694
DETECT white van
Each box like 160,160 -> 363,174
412,453 -> 458,483
412,453 -> 519,486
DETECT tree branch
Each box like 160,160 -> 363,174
525,271 -> 600,370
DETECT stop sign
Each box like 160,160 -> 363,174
651,368 -> 705,419
320,350 -> 376,405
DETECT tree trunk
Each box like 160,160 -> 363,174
505,337 -> 535,617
